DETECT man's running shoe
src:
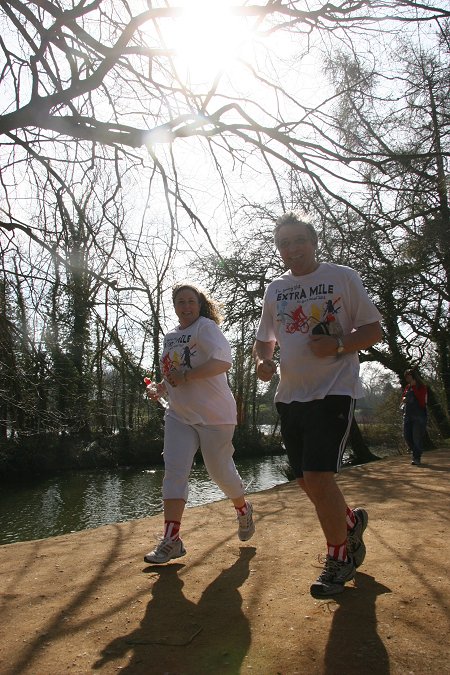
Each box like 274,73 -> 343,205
310,555 -> 356,599
237,501 -> 255,541
347,507 -> 368,568
144,537 -> 186,564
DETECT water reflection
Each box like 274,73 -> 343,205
0,455 -> 289,545
40,484 -> 63,533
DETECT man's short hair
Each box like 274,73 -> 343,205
274,211 -> 318,248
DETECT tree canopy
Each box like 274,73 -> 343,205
1,0 -> 449,448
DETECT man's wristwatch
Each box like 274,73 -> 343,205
335,337 -> 345,354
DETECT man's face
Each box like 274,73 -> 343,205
276,224 -> 318,276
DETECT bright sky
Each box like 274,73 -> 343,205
161,0 -> 258,85
136,0 -> 327,255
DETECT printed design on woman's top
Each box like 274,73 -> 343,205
275,281 -> 343,337
162,335 -> 197,377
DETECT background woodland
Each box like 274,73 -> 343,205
1,1 -> 449,476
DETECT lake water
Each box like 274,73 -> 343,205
0,454 -> 290,545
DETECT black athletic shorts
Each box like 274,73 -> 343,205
276,395 -> 355,477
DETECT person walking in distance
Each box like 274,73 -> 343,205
144,283 -> 255,564
254,211 -> 382,598
401,367 -> 428,466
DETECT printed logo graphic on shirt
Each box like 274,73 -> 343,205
275,281 -> 342,336
161,343 -> 197,377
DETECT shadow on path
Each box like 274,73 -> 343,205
323,573 -> 391,675
93,546 -> 256,674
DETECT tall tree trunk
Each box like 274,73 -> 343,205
348,418 -> 379,464
427,386 -> 450,438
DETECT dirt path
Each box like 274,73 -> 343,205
1,449 -> 449,675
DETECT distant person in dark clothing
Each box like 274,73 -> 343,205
401,368 -> 428,466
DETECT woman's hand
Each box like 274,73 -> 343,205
146,381 -> 166,399
166,370 -> 187,388
167,359 -> 229,387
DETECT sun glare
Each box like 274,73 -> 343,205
167,0 -> 254,84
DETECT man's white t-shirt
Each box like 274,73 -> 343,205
256,263 -> 382,403
161,316 -> 237,425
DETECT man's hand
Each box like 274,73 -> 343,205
253,339 -> 277,381
309,334 -> 338,358
309,321 -> 382,358
256,358 -> 277,382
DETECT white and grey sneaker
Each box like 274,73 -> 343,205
310,555 -> 356,599
347,507 -> 368,568
237,501 -> 255,542
144,537 -> 186,564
